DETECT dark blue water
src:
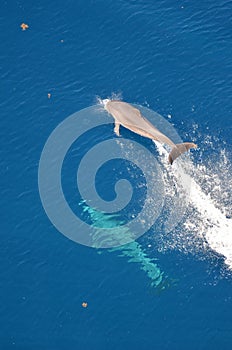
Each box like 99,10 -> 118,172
1,1 -> 232,349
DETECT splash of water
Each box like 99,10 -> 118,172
154,140 -> 232,269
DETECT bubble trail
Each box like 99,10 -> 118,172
154,141 -> 232,269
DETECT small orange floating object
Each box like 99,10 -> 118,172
47,93 -> 51,99
20,23 -> 29,31
82,302 -> 88,308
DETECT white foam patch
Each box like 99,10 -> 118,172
154,140 -> 232,269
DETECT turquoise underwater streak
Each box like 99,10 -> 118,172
79,200 -> 165,287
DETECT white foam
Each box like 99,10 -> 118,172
154,141 -> 232,269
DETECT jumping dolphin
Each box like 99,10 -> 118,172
103,99 -> 197,164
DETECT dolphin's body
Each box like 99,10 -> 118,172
103,99 -> 197,164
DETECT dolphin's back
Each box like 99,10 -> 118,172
105,101 -> 175,147
105,100 -> 197,164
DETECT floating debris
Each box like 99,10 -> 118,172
20,23 -> 29,31
82,302 -> 88,308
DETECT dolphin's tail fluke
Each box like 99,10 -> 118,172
168,142 -> 197,165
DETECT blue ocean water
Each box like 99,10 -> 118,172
1,0 -> 232,349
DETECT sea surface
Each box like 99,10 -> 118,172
1,0 -> 232,349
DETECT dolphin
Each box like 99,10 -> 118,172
103,99 -> 197,164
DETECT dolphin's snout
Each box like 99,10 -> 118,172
102,99 -> 110,108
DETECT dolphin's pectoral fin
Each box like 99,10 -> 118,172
114,122 -> 120,136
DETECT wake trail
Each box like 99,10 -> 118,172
154,141 -> 232,268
